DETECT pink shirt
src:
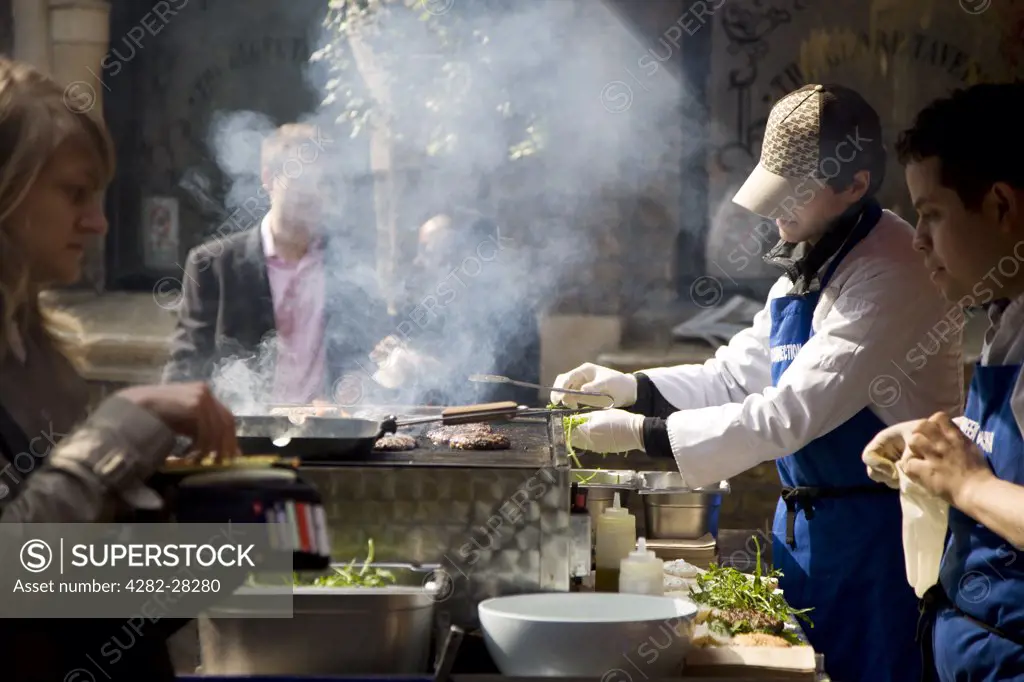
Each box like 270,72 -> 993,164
261,216 -> 327,403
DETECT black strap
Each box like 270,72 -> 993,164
780,484 -> 897,548
0,400 -> 33,479
920,582 -> 1024,646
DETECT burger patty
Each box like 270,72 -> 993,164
373,434 -> 418,451
449,432 -> 511,450
426,423 -> 494,446
711,608 -> 785,635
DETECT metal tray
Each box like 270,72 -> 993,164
637,472 -> 731,495
570,469 -> 638,489
565,470 -> 731,494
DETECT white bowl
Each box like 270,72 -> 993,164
478,593 -> 698,677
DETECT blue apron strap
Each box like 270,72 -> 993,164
819,199 -> 883,290
780,483 -> 896,548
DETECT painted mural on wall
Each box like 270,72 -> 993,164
705,0 -> 1020,283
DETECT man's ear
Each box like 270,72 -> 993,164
846,169 -> 871,202
987,182 -> 1020,235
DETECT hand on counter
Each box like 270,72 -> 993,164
571,409 -> 646,454
551,363 -> 636,408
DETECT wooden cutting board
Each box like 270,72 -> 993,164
684,645 -> 817,679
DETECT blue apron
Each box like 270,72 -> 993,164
921,360 -> 1024,681
768,200 -> 922,682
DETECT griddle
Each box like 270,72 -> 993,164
326,418 -> 558,468
235,402 -> 560,462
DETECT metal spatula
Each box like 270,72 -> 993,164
468,374 -> 615,406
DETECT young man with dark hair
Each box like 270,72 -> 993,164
550,84 -> 964,682
864,81 -> 1024,682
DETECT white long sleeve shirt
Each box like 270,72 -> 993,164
642,210 -> 966,488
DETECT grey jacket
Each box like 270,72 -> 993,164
0,324 -> 182,681
0,327 -> 176,522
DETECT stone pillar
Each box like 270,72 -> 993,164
12,0 -> 50,70
48,0 -> 110,292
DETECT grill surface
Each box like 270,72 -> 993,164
312,407 -> 558,469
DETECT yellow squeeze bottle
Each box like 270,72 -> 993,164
594,492 -> 636,592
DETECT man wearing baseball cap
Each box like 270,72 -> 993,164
550,85 -> 963,682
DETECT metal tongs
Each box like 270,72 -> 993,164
379,400 -> 605,432
383,401 -> 529,430
468,374 -> 615,408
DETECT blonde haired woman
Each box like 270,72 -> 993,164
0,58 -> 236,680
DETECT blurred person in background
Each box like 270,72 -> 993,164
550,84 -> 965,682
0,57 -> 237,681
372,212 -> 541,406
164,123 -> 389,409
863,81 -> 1024,682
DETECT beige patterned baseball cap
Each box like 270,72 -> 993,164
733,84 -> 885,218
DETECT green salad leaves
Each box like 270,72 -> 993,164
298,539 -> 397,588
249,539 -> 397,588
688,537 -> 812,642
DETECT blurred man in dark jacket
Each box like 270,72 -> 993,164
372,212 -> 542,406
163,123 -> 388,409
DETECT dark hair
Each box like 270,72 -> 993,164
818,84 -> 887,197
896,81 -> 1024,209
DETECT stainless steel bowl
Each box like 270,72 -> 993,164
639,473 -> 728,540
644,494 -> 722,539
198,567 -> 439,675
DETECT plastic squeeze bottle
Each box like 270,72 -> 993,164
594,492 -> 636,592
619,537 -> 665,596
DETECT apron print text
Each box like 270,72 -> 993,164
770,343 -> 803,363
958,417 -> 995,454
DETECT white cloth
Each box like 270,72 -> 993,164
642,210 -> 966,488
896,460 -> 950,598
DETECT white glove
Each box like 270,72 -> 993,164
862,419 -> 926,489
550,363 -> 637,408
571,409 -> 646,454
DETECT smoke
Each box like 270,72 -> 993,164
183,0 -> 693,410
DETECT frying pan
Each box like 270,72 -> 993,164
234,401 -> 532,460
